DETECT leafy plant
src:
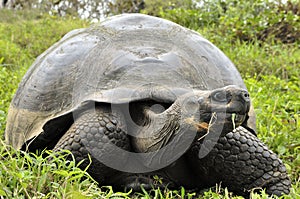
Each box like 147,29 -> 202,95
144,0 -> 300,44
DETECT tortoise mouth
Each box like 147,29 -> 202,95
185,112 -> 247,133
202,112 -> 246,123
201,112 -> 246,124
193,112 -> 247,131
199,98 -> 249,127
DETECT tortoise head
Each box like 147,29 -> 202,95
132,85 -> 251,153
182,85 -> 251,131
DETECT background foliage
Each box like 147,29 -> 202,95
0,0 -> 299,198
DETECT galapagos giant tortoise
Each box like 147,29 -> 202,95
5,14 -> 291,196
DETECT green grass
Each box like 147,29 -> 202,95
0,8 -> 299,198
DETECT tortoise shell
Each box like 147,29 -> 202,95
5,14 -> 252,150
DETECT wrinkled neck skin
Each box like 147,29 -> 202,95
131,95 -> 204,153
131,100 -> 185,153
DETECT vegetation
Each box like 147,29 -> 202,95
0,0 -> 299,198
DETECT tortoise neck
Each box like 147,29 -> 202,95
131,102 -> 182,153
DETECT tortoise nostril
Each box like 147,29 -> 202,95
241,91 -> 250,102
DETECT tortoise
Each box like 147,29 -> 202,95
5,14 -> 291,196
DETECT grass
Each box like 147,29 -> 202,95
0,8 -> 299,198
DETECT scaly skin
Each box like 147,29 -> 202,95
53,106 -> 131,185
186,126 -> 291,196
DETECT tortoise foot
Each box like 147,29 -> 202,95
121,175 -> 156,192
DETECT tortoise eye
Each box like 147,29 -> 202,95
198,96 -> 204,104
212,90 -> 228,103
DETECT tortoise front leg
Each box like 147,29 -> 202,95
53,105 -> 132,186
187,126 -> 291,197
